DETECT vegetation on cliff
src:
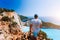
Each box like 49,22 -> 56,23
37,30 -> 53,40
19,15 -> 28,22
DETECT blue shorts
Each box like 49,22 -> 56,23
33,28 -> 40,37
33,32 -> 38,37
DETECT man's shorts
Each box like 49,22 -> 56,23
33,28 -> 40,37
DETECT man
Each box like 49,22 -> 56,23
30,14 -> 42,39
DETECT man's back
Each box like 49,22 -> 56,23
31,18 -> 42,32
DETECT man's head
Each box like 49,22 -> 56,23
34,14 -> 38,19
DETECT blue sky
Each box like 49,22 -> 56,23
0,0 -> 60,25
0,0 -> 60,17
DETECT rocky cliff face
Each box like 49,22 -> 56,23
0,8 -> 23,40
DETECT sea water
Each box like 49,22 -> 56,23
42,29 -> 60,40
21,27 -> 60,40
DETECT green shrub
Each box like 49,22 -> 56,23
38,30 -> 53,40
1,16 -> 11,21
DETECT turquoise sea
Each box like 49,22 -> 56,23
21,27 -> 60,40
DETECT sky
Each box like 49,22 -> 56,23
0,0 -> 60,24
0,0 -> 60,17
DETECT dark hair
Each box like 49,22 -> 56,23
34,14 -> 38,18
